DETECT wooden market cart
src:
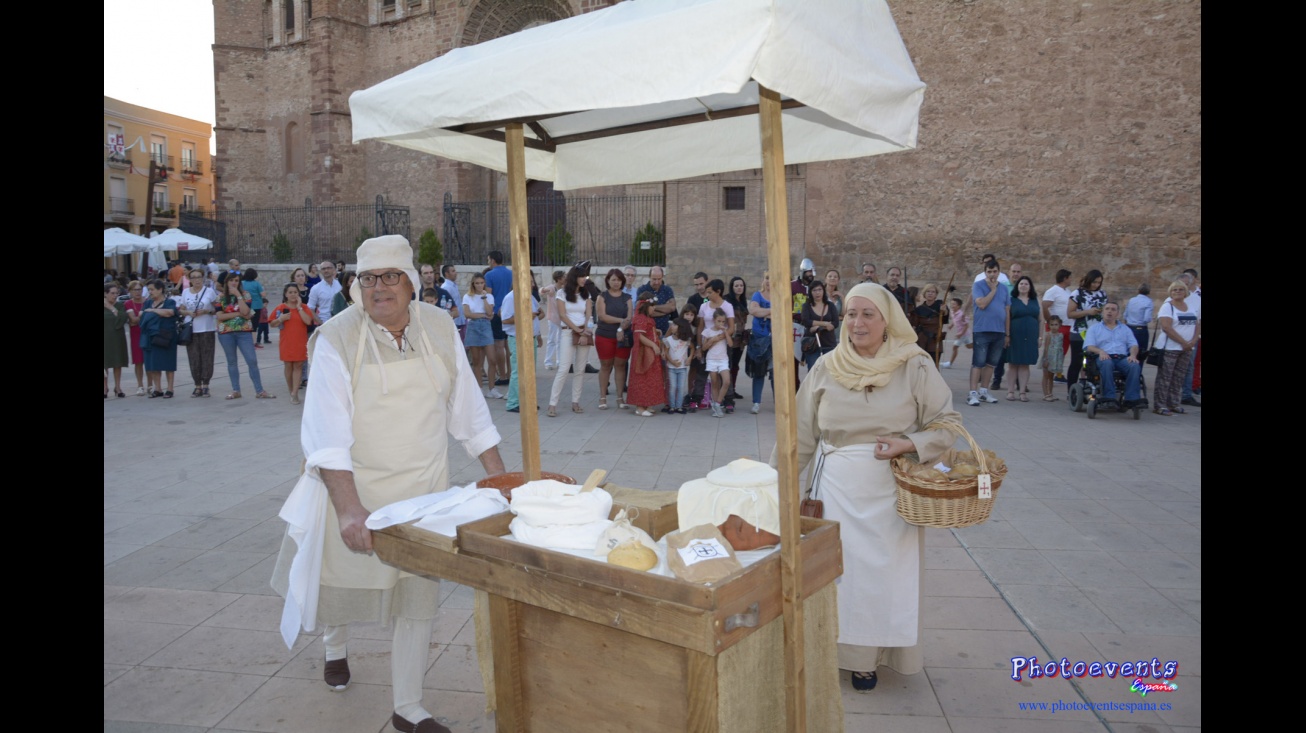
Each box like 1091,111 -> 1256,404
375,489 -> 843,731
352,1 -> 926,729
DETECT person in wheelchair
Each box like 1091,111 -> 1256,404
1083,302 -> 1143,408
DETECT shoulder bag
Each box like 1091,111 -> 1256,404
1145,304 -> 1168,367
800,446 -> 827,519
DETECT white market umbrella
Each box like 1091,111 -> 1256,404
103,227 -> 154,257
350,2 -> 923,728
149,228 -> 214,252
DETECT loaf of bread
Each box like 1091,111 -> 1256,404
608,541 -> 657,571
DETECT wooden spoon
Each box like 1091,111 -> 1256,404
579,468 -> 607,493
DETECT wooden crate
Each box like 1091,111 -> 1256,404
374,494 -> 843,732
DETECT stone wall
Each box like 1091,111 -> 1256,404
215,0 -> 1201,304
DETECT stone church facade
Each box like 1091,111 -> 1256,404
214,0 -> 1201,295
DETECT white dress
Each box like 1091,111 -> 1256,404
791,355 -> 960,674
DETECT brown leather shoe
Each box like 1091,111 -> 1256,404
323,657 -> 350,691
392,713 -> 452,733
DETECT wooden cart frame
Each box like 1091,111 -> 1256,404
352,3 -> 925,729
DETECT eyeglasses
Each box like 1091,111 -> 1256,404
359,271 -> 405,287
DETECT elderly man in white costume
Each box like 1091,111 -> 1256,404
273,235 -> 505,733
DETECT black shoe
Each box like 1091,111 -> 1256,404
1181,397 -> 1200,406
729,391 -> 744,400
391,713 -> 451,733
585,364 -> 599,373
506,406 -> 519,413
495,378 -> 510,386
851,671 -> 878,691
661,406 -> 673,413
324,657 -> 350,691
990,382 -> 1003,391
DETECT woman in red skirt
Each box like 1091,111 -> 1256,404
626,293 -> 666,417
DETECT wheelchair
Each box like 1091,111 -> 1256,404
1068,352 -> 1147,420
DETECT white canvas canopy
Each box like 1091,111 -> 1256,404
350,2 -> 923,729
149,228 -> 214,252
103,227 -> 154,257
351,0 -> 923,190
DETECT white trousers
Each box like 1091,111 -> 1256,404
544,321 -> 562,367
323,618 -> 434,720
549,333 -> 591,406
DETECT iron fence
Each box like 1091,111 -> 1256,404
180,196 -> 410,264
443,192 -> 664,267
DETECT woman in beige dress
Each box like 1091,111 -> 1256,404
787,282 -> 961,692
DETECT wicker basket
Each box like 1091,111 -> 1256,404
890,420 -> 1005,528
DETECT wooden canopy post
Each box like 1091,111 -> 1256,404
505,123 -> 541,480
758,84 -> 806,733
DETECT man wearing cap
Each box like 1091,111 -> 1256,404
274,235 -> 504,733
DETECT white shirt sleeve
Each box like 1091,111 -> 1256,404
447,338 -> 502,459
300,337 -> 356,475
301,329 -> 502,470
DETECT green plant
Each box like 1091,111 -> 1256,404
270,231 -> 293,263
417,228 -> 443,267
629,221 -> 664,266
543,221 -> 574,265
353,227 -> 374,251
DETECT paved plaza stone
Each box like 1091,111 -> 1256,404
105,341 -> 1201,732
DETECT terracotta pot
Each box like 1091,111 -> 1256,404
477,471 -> 575,501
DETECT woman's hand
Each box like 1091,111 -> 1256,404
873,436 -> 914,460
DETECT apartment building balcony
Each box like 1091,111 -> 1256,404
109,197 -> 135,221
107,152 -> 132,170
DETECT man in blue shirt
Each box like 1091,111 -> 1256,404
1084,301 -> 1142,406
968,260 -> 1011,406
484,251 -> 513,390
1123,283 -> 1154,354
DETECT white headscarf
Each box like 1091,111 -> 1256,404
821,282 -> 926,391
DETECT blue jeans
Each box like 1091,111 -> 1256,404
667,367 -> 688,409
971,331 -> 1005,369
219,331 -> 264,394
804,345 -> 834,372
1096,355 -> 1141,402
752,369 -> 774,405
505,336 -> 536,410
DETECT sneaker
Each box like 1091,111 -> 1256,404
712,403 -> 724,418
544,364 -> 556,370
967,390 -> 982,406
489,388 -> 505,399
1181,397 -> 1200,407
254,343 -> 264,349
1053,374 -> 1066,384
751,403 -> 761,414
585,364 -> 599,374
676,408 -> 687,415
979,388 -> 1000,403
495,378 -> 510,386
661,406 -> 673,414
939,361 -> 951,369
506,405 -> 519,413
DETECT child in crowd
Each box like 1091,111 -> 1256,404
1040,315 -> 1065,401
664,318 -> 693,415
272,283 -> 316,405
422,287 -> 459,321
677,304 -> 703,412
700,308 -> 732,418
541,270 -> 565,369
941,297 -> 970,368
